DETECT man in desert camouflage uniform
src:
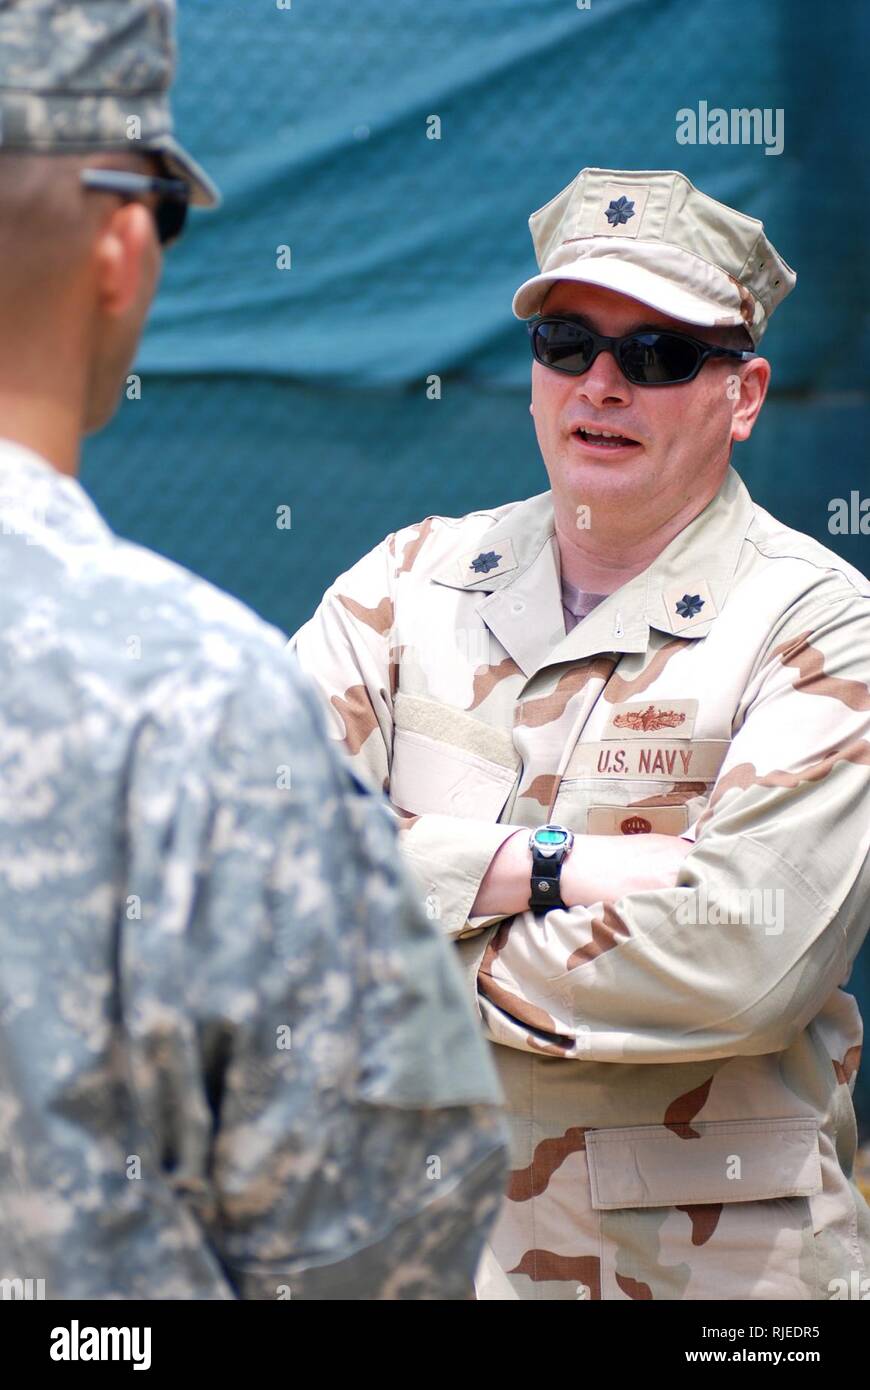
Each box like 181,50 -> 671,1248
0,0 -> 508,1300
291,167 -> 870,1299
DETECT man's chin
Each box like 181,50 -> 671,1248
553,443 -> 649,490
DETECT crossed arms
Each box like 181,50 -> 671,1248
289,528 -> 870,1066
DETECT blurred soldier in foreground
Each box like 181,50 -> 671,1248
0,0 -> 507,1300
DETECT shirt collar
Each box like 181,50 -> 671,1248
430,466 -> 756,677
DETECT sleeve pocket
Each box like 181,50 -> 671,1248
390,727 -> 517,821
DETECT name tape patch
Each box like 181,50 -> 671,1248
565,739 -> 728,781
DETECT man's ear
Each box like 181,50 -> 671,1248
731,356 -> 770,444
91,201 -> 158,319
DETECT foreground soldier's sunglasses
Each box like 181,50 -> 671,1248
528,315 -> 755,386
80,169 -> 190,247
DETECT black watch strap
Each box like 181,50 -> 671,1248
529,850 -> 567,911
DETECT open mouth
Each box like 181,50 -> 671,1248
572,426 -> 641,451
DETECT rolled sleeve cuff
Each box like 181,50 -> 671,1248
399,814 -> 523,940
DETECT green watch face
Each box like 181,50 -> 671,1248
536,829 -> 568,845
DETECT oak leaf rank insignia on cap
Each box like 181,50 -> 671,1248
605,195 -> 635,227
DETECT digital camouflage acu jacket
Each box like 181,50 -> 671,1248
290,463 -> 870,1301
0,439 -> 508,1300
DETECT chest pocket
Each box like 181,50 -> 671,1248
389,692 -> 519,821
553,739 -> 731,836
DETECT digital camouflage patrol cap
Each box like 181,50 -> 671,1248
0,0 -> 219,207
512,168 -> 795,344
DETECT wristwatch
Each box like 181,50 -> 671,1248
528,823 -> 575,911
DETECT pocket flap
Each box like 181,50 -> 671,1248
586,1118 -> 821,1209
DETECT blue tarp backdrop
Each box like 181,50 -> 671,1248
81,0 -> 870,1127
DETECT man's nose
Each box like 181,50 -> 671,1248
573,348 -> 632,408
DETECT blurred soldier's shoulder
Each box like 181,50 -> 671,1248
0,437 -> 303,708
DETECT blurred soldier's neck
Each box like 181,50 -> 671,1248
0,350 -> 85,478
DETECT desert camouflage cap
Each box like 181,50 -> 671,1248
0,0 -> 220,207
512,167 -> 796,345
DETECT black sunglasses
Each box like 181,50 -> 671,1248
528,315 -> 755,386
80,169 -> 190,247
